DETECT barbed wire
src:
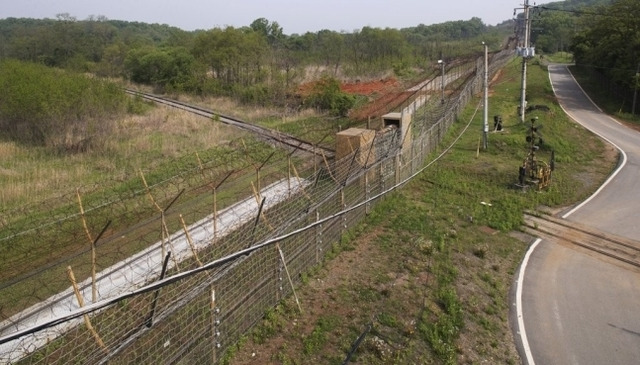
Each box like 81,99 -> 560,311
0,49 -> 514,364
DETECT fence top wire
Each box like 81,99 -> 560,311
0,49 -> 514,363
0,87 -> 485,352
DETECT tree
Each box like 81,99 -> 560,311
250,18 -> 284,45
531,10 -> 574,53
125,46 -> 197,92
344,27 -> 410,74
571,0 -> 640,88
97,41 -> 128,77
192,26 -> 268,91
316,30 -> 345,75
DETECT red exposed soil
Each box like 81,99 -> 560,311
349,90 -> 414,122
298,77 -> 400,97
298,77 -> 415,122
340,78 -> 399,95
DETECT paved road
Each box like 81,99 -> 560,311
516,65 -> 640,364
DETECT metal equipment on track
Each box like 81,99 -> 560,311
517,116 -> 554,190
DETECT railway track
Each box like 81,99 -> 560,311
125,89 -> 335,158
523,212 -> 640,270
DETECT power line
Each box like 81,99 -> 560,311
534,5 -> 639,20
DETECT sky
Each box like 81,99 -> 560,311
2,0 -> 530,34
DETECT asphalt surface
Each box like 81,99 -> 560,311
516,65 -> 640,364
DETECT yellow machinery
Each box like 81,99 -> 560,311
518,117 -> 554,190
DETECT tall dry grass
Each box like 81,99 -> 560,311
0,86 -> 330,212
175,94 -> 321,124
0,105 -> 244,211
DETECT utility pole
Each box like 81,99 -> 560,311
519,0 -> 532,123
633,62 -> 640,116
438,59 -> 446,104
483,42 -> 489,150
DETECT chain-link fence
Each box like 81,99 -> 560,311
0,49 -> 513,364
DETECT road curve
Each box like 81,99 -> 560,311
515,65 -> 640,365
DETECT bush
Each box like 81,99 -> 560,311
305,76 -> 356,116
237,84 -> 270,105
125,47 -> 198,93
0,60 -> 127,151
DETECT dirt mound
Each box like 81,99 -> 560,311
341,78 -> 413,122
297,77 -> 399,96
349,90 -> 414,122
340,78 -> 399,95
297,77 -> 416,122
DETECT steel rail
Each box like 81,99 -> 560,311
523,212 -> 640,269
125,89 -> 335,158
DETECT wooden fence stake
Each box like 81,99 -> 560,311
195,151 -> 205,178
290,160 -> 312,201
76,189 -> 97,303
213,187 -> 218,240
181,214 -> 202,267
76,192 -> 111,304
211,171 -> 234,242
160,211 -> 180,271
140,180 -> 184,270
250,181 -> 261,204
66,266 -> 107,353
276,244 -> 302,314
76,189 -> 93,243
322,151 -> 338,183
139,169 -> 162,212
287,156 -> 292,194
250,182 -> 274,231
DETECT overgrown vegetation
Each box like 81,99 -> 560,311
0,60 -> 129,151
124,46 -> 198,93
305,76 -> 357,116
570,0 -> 640,116
570,65 -> 640,123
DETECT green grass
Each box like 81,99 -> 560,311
303,315 -> 341,355
226,56 -> 616,364
251,306 -> 287,345
543,52 -> 574,64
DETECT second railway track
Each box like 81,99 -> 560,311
523,211 -> 640,270
125,89 -> 335,159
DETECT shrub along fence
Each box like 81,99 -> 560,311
0,50 -> 513,364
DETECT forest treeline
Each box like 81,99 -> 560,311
569,0 -> 640,93
0,15 -> 511,150
0,15 -> 510,100
527,0 -> 612,53
528,0 -> 639,109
